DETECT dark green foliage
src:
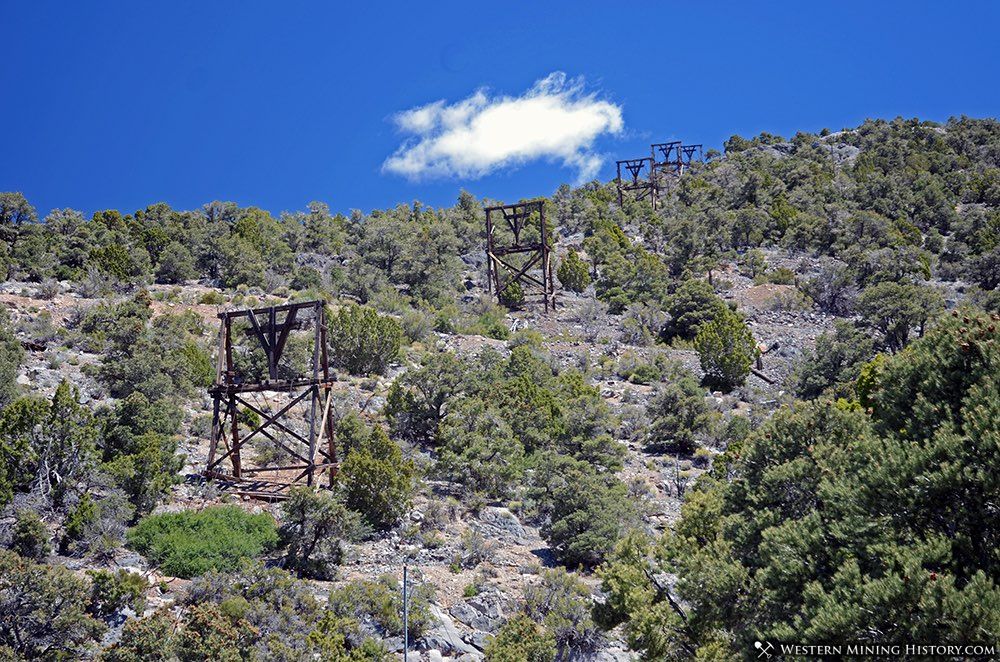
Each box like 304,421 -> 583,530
97,306 -> 214,401
10,510 -> 50,560
717,414 -> 751,450
78,291 -> 153,348
645,370 -> 714,454
217,234 -> 266,289
127,506 -> 278,578
556,249 -> 591,292
0,310 -> 23,411
337,422 -> 415,530
279,487 -> 362,579
326,575 -> 435,641
0,549 -> 106,660
328,303 -> 403,375
661,279 -> 729,341
437,398 -> 525,498
154,241 -> 195,284
857,281 -> 944,351
485,614 -> 557,662
524,567 -> 601,657
384,351 -> 466,445
0,192 -> 37,234
693,308 -> 758,391
98,393 -> 183,516
599,311 -> 1000,657
89,243 -> 151,283
792,320 -> 877,398
290,265 -> 323,291
585,219 -> 672,312
86,569 -> 147,619
0,381 -> 99,507
498,278 -> 525,309
529,453 -> 640,568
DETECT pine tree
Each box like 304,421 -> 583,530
693,309 -> 758,391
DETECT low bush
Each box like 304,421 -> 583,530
87,569 -> 148,618
280,487 -> 363,579
485,614 -> 556,662
126,506 -> 278,578
498,279 -> 524,309
327,575 -> 435,641
11,509 -> 51,560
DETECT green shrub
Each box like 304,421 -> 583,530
280,487 -> 362,579
86,569 -> 147,618
737,249 -> 768,278
557,250 -> 591,293
437,399 -> 525,499
661,279 -> 729,341
529,453 -> 640,568
384,351 -> 466,446
198,290 -> 227,305
645,373 -> 714,454
327,575 -> 435,641
89,243 -> 151,283
155,241 -> 196,284
11,509 -> 51,560
0,309 -> 24,411
400,308 -> 434,344
0,549 -> 106,659
498,279 -> 525,309
338,424 -> 415,530
764,266 -> 796,284
857,281 -> 944,352
98,392 -> 184,515
126,506 -> 278,578
524,567 -> 601,657
792,320 -> 877,399
485,614 -> 557,662
328,303 -> 402,376
694,308 -> 758,391
290,266 -> 323,291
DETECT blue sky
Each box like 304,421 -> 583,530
3,1 -> 999,218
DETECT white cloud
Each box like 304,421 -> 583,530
383,72 -> 623,183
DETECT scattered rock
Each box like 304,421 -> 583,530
475,507 -> 525,543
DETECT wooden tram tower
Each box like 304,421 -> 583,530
485,200 -> 556,312
616,140 -> 704,209
205,300 -> 338,499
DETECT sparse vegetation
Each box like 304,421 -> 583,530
3,115 -> 1000,657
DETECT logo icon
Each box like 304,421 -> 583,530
755,641 -> 774,659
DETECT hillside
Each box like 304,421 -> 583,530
0,116 -> 998,660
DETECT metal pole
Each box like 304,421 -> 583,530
403,565 -> 409,662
